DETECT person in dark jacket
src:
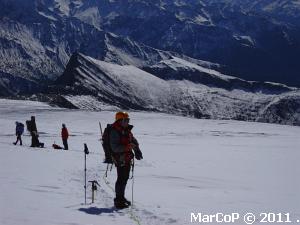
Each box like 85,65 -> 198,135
61,124 -> 69,150
110,112 -> 143,209
27,116 -> 43,148
14,122 -> 24,145
29,116 -> 38,147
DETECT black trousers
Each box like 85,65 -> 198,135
62,139 -> 68,150
115,164 -> 131,200
31,132 -> 39,147
15,134 -> 22,145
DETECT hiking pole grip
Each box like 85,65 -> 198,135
84,143 -> 89,155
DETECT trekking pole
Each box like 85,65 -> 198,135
130,159 -> 135,179
84,143 -> 89,205
99,122 -> 103,142
100,121 -> 109,177
99,121 -> 106,164
131,159 -> 135,208
105,163 -> 114,177
132,171 -> 134,208
105,164 -> 109,177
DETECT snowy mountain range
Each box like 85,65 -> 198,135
0,0 -> 300,125
220,0 -> 300,26
1,0 -> 300,84
47,52 -> 300,126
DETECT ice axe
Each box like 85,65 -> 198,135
88,180 -> 100,203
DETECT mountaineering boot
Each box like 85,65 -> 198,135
114,198 -> 129,209
122,197 -> 131,206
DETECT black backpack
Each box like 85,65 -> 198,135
102,124 -> 141,164
102,124 -> 113,164
26,120 -> 32,132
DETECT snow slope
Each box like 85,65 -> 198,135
0,99 -> 300,225
54,53 -> 300,126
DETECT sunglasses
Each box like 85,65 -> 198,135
122,118 -> 130,123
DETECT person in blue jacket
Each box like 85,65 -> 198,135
14,122 -> 24,146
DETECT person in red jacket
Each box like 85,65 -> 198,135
61,124 -> 69,150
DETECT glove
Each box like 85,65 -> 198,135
134,148 -> 143,160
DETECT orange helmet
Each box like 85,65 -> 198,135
115,111 -> 129,121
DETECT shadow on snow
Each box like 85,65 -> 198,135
78,207 -> 116,215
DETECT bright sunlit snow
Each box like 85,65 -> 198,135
0,99 -> 299,225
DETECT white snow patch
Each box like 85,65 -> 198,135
0,99 -> 300,225
54,0 -> 71,16
37,11 -> 58,21
64,95 -> 120,111
157,57 -> 236,80
234,35 -> 255,46
194,15 -> 209,24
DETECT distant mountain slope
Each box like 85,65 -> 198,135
0,72 -> 42,96
78,0 -> 300,86
220,0 -> 300,26
52,53 -> 300,125
0,1 -> 227,95
1,0 -> 300,87
1,0 -> 300,126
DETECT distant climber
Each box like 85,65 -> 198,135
13,121 -> 24,146
26,116 -> 44,148
61,123 -> 69,150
